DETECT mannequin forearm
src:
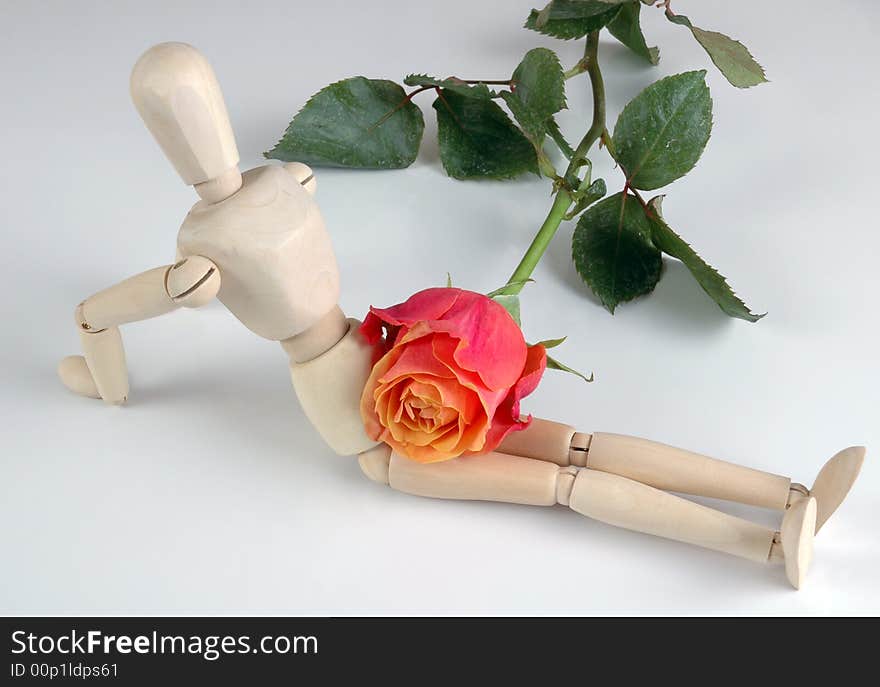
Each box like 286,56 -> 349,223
61,256 -> 221,404
75,256 -> 220,332
76,266 -> 177,332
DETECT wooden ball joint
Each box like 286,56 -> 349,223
166,256 -> 221,307
58,42 -> 865,591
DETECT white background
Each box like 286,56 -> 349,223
1,0 -> 878,615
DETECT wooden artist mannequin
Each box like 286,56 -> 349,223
58,43 -> 864,590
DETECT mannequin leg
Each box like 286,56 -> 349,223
586,432 -> 792,510
498,419 -> 864,532
358,446 -> 812,586
565,467 -> 775,562
586,433 -> 862,533
567,468 -> 816,587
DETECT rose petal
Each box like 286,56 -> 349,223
367,288 -> 462,329
455,413 -> 491,453
473,343 -> 547,454
511,343 -> 548,402
360,345 -> 406,442
430,335 -> 509,416
378,337 -> 456,385
432,291 -> 527,390
363,288 -> 528,391
406,380 -> 443,406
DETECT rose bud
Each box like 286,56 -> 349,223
359,287 -> 546,463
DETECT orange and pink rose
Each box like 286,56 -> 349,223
359,287 -> 546,463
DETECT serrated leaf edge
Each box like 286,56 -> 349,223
647,196 -> 765,322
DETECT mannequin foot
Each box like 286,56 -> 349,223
789,447 -> 865,533
780,496 -> 817,589
58,355 -> 100,399
812,447 -> 865,532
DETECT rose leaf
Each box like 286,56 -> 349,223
572,191 -> 662,313
607,2 -> 659,65
668,13 -> 768,89
546,118 -> 574,159
612,70 -> 712,190
647,196 -> 764,322
501,48 -> 566,139
525,1 -> 622,40
266,77 -> 424,169
433,90 -> 538,180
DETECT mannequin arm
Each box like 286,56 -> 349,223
59,256 -> 221,403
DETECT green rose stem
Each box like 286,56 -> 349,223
502,30 -> 605,296
563,60 -> 589,80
